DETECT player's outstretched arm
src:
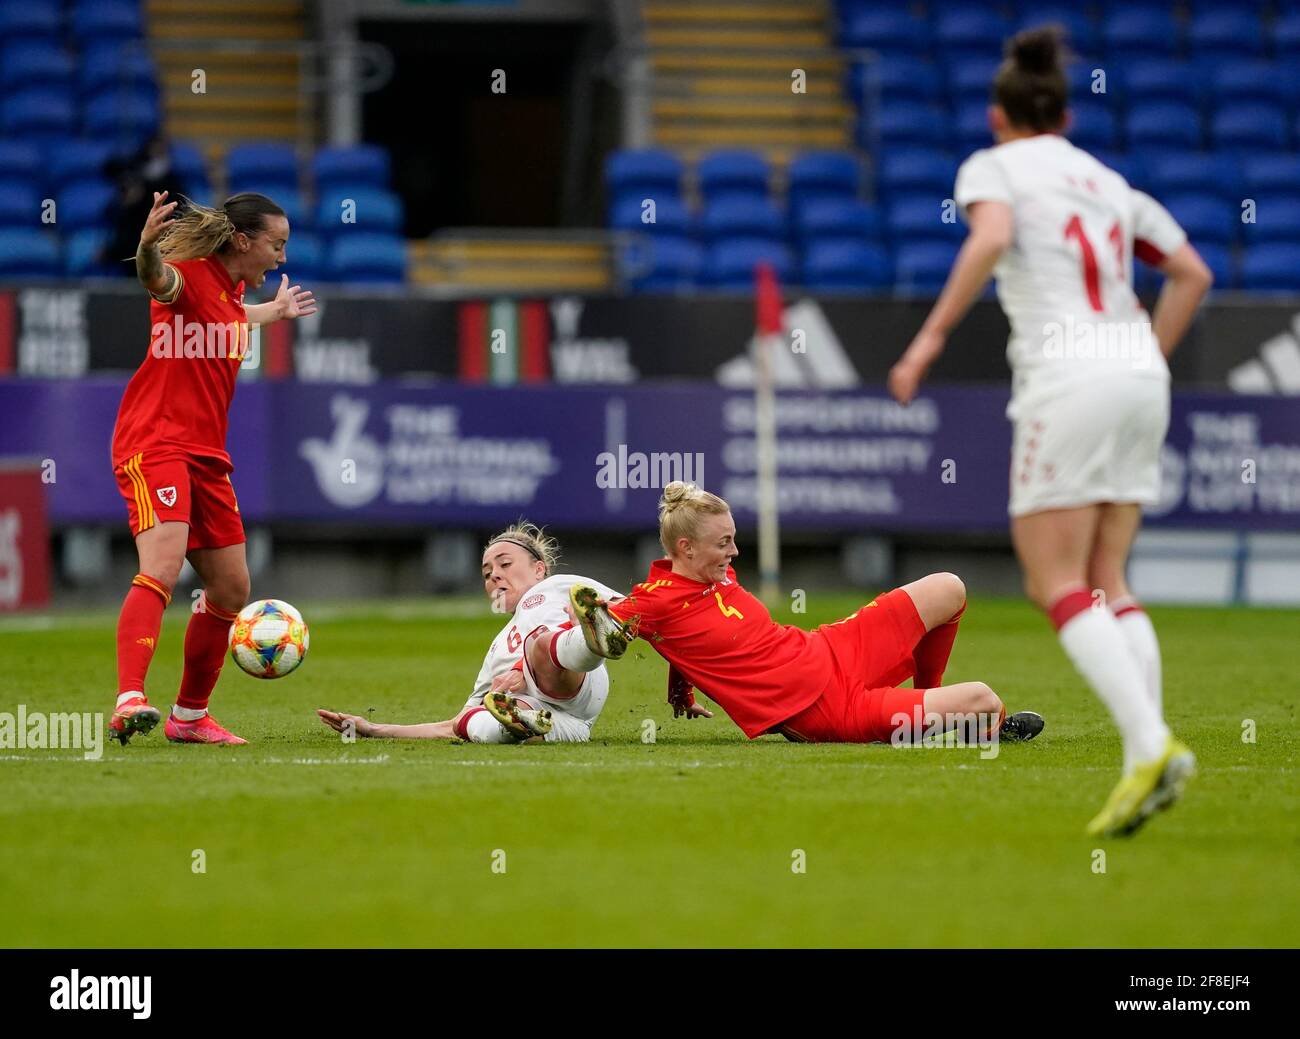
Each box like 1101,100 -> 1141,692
889,200 -> 1013,405
136,190 -> 179,298
245,273 -> 318,327
316,708 -> 456,740
1149,243 -> 1213,358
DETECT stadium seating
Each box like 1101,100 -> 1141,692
326,234 -> 406,284
0,229 -> 61,276
607,1 -> 1300,295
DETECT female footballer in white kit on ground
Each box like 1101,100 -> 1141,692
888,26 -> 1213,837
317,522 -> 621,743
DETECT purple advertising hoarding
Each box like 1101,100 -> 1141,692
1,379 -> 1298,532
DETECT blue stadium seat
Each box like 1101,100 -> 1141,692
1126,103 -> 1202,150
1195,243 -> 1235,290
945,56 -> 1000,104
866,103 -> 950,149
57,179 -> 117,231
312,145 -> 391,191
934,10 -> 1010,59
1116,59 -> 1202,106
1241,156 -> 1300,203
794,199 -> 883,243
64,228 -> 113,277
326,233 -> 406,284
697,150 -> 770,202
282,231 -> 322,283
848,57 -> 943,105
169,141 -> 210,198
876,150 -> 956,197
0,181 -> 40,227
0,2 -> 61,42
83,90 -> 159,146
0,142 -> 42,184
1162,194 -> 1239,246
1067,103 -> 1119,150
700,197 -> 784,243
70,0 -> 144,43
1014,10 -> 1100,56
1211,104 -> 1288,151
314,187 -> 403,236
226,144 -> 300,193
1239,245 -> 1300,290
0,42 -> 76,91
1210,61 -> 1296,108
886,196 -> 964,243
1276,15 -> 1300,62
840,9 -> 929,54
609,194 -> 692,236
787,151 -> 861,214
1104,10 -> 1179,58
954,103 -> 993,151
701,239 -> 795,291
0,229 -> 60,275
48,140 -> 114,191
1242,199 -> 1300,244
802,240 -> 892,292
894,241 -> 961,292
1143,153 -> 1241,203
1,88 -> 76,141
604,148 -> 684,201
79,41 -> 158,93
1187,10 -> 1265,62
622,235 -> 703,293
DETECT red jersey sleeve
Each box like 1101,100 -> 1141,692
608,580 -> 664,640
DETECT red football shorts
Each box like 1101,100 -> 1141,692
774,588 -> 928,744
114,452 -> 245,552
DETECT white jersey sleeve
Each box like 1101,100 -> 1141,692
954,148 -> 1014,216
1131,189 -> 1187,267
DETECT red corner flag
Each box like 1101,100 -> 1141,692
755,261 -> 783,336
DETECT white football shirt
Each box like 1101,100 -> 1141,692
464,573 -> 622,708
954,134 -> 1187,400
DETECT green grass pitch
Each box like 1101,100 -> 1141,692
1,593 -> 1296,948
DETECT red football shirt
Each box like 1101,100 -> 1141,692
111,255 -> 249,469
609,558 -> 833,738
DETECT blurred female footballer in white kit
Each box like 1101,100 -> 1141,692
318,522 -> 621,744
888,27 -> 1213,837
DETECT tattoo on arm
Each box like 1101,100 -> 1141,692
136,241 -> 162,285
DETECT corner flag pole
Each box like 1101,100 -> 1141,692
754,261 -> 782,606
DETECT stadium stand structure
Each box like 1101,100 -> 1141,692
611,0 -> 1300,294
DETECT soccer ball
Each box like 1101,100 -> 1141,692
229,599 -> 309,679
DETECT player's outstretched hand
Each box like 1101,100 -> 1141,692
680,703 -> 713,720
273,273 -> 318,320
317,708 -> 374,738
490,670 -> 526,694
140,190 -> 177,246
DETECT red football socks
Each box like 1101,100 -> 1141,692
176,592 -> 241,712
912,602 -> 966,690
116,574 -> 171,696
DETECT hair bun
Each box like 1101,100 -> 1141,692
1009,26 -> 1062,76
660,481 -> 696,508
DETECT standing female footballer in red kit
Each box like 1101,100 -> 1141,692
522,481 -> 1045,748
109,190 -> 316,746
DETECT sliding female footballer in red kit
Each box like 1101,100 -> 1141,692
519,481 -> 1045,747
109,190 -> 316,746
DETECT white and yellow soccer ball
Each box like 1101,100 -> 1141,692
229,599 -> 310,679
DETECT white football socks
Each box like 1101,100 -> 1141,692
171,705 -> 207,721
1113,601 -> 1163,716
552,627 -> 602,672
466,711 -> 510,744
1058,607 -> 1168,772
